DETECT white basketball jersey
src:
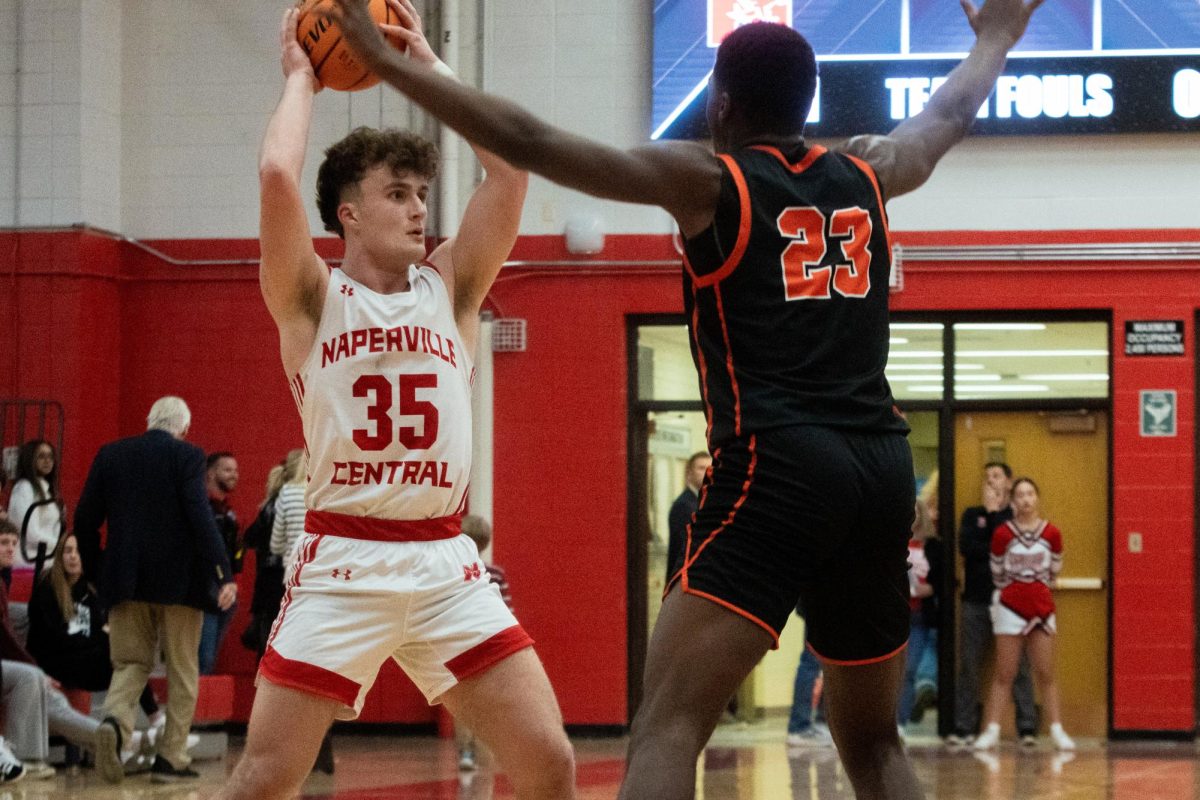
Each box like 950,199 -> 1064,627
290,265 -> 473,520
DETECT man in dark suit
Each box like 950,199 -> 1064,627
665,452 -> 712,586
75,396 -> 236,784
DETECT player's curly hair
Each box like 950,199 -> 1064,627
713,22 -> 818,135
316,127 -> 440,238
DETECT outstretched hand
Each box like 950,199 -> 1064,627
325,0 -> 432,70
960,0 -> 1045,49
326,0 -> 391,69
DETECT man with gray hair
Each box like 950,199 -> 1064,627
75,396 -> 236,783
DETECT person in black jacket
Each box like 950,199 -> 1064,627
74,396 -> 236,784
200,452 -> 243,675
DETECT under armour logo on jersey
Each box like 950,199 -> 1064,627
340,285 -> 354,297
463,563 -> 481,582
331,568 -> 352,580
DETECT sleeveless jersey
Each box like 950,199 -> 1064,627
290,265 -> 473,520
681,143 -> 907,449
990,519 -> 1063,621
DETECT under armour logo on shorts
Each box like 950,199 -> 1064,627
463,563 -> 481,582
340,285 -> 354,297
331,568 -> 352,580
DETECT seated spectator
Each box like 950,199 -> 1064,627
7,440 -> 65,570
0,519 -> 121,781
269,451 -> 307,570
27,533 -> 163,725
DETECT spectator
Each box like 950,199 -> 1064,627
456,515 -> 513,771
785,599 -> 830,748
898,500 -> 941,731
948,461 -> 1038,746
241,453 -> 296,661
0,519 -> 121,781
200,452 -> 243,675
74,396 -> 236,784
269,451 -> 307,570
26,532 -> 163,728
7,440 -> 64,570
974,478 -> 1074,752
665,451 -> 711,586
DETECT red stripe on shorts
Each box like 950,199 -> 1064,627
305,509 -> 462,542
444,624 -> 534,681
265,534 -> 322,650
259,646 -> 360,707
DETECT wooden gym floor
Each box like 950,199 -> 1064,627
10,719 -> 1198,799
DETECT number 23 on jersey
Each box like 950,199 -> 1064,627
777,206 -> 874,301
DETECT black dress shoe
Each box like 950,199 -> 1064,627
150,755 -> 200,783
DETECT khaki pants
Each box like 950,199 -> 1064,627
103,602 -> 202,768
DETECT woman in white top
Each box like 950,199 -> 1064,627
7,440 -> 65,569
269,449 -> 307,573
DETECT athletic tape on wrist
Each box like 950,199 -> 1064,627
432,60 -> 456,78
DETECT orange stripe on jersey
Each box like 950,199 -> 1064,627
690,155 -> 752,288
809,639 -> 908,667
714,285 -> 742,437
843,154 -> 894,255
682,435 -> 757,571
690,284 -> 715,444
665,449 -> 719,599
750,144 -> 828,174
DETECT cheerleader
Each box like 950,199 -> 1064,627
974,478 -> 1075,751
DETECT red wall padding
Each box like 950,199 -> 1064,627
3,227 -> 1198,732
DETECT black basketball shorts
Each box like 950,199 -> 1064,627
665,424 -> 915,664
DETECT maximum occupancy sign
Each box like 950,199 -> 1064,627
652,0 -> 1200,139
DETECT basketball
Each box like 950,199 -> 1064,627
295,0 -> 405,92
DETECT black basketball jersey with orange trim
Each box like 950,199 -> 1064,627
681,143 -> 908,449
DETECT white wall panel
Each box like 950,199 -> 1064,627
1,0 -> 1194,238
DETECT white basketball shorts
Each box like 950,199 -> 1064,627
260,514 -> 532,720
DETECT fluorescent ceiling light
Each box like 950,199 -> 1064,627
886,364 -> 984,371
888,375 -> 1001,382
957,350 -> 1108,357
954,323 -> 1048,331
1021,374 -> 1110,381
906,385 -> 1051,393
888,351 -> 945,358
890,323 -> 944,331
890,337 -> 909,345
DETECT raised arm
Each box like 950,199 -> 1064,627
259,7 -> 330,375
328,0 -> 722,237
379,1 -> 529,334
841,0 -> 1044,200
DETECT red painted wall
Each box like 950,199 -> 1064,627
3,227 -> 1197,732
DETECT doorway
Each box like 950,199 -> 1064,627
954,410 -> 1110,736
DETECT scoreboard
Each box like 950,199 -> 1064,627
652,0 -> 1200,139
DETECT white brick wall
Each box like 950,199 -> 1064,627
2,0 -> 1198,238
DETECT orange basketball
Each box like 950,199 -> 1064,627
295,0 -> 406,92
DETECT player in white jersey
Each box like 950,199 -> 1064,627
215,5 -> 575,799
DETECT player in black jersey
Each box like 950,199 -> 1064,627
332,1 -> 1045,798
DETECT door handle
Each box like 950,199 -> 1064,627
1055,577 -> 1104,590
